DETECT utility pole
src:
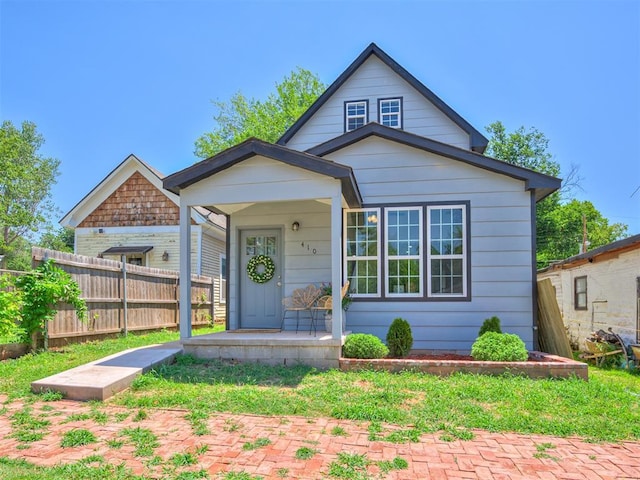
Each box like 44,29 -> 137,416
582,214 -> 588,254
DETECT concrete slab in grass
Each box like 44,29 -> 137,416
31,344 -> 182,401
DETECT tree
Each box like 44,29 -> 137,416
0,121 -> 60,267
538,200 -> 628,265
194,67 -> 326,158
38,226 -> 74,253
485,121 -> 627,267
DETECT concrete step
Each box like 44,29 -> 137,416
31,344 -> 182,401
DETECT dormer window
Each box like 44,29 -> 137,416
345,100 -> 368,132
379,98 -> 402,128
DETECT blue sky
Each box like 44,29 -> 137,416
2,0 -> 639,238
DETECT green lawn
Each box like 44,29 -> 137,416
1,329 -> 639,444
0,327 -> 220,399
1,330 -> 639,479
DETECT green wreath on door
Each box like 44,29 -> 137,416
246,254 -> 275,284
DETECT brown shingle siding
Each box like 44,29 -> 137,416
79,172 -> 181,227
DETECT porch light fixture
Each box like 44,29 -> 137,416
162,251 -> 169,261
292,221 -> 300,232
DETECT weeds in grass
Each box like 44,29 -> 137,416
120,426 -> 159,457
170,452 -> 198,467
385,428 -> 421,443
37,389 -> 64,401
107,439 -> 124,449
295,447 -> 317,460
331,426 -> 348,436
223,418 -> 242,432
133,409 -> 148,422
377,456 -> 409,474
186,409 -> 210,435
61,428 -> 97,447
222,472 -> 264,480
242,437 -> 272,450
533,442 -> 560,461
367,422 -> 383,441
10,407 -> 50,444
114,412 -> 130,422
0,455 -> 141,479
328,452 -> 371,479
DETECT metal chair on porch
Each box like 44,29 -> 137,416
310,281 -> 350,332
281,284 -> 321,334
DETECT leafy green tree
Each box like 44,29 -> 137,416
38,226 -> 74,253
538,199 -> 627,265
195,67 -> 326,158
0,121 -> 60,267
485,121 -> 627,267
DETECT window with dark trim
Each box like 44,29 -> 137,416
378,97 -> 402,129
574,276 -> 587,310
344,209 -> 380,296
344,203 -> 469,300
345,100 -> 368,132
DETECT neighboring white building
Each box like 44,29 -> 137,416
60,154 -> 227,322
164,43 -> 561,352
538,234 -> 640,347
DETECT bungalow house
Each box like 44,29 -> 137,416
60,154 -> 227,321
538,234 -> 640,348
164,43 -> 561,366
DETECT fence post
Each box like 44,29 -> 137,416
121,254 -> 128,336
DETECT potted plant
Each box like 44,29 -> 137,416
320,283 -> 352,332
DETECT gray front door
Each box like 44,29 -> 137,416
240,229 -> 282,329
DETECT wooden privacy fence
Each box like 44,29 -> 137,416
32,248 -> 215,346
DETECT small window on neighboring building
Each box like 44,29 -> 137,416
127,256 -> 144,266
574,276 -> 587,310
345,100 -> 368,132
378,98 -> 402,128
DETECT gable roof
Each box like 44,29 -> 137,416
307,123 -> 561,202
539,233 -> 640,272
163,138 -> 362,208
278,42 -> 489,153
60,154 -> 225,230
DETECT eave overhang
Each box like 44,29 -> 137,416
307,123 -> 561,202
164,138 -> 363,208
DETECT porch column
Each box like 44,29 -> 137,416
331,191 -> 343,340
179,202 -> 192,339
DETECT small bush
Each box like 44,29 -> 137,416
343,334 -> 389,359
471,332 -> 528,362
478,316 -> 502,337
386,318 -> 413,357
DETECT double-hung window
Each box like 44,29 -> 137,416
378,98 -> 402,128
344,203 -> 469,300
427,205 -> 466,297
386,207 -> 422,296
344,209 -> 380,296
345,100 -> 368,132
574,276 -> 587,310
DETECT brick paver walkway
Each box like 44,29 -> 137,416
0,395 -> 638,479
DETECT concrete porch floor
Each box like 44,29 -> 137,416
182,330 -> 348,369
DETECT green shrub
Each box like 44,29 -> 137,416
478,316 -> 502,337
386,318 -> 413,358
343,334 -> 389,359
471,332 -> 528,362
14,260 -> 87,347
0,275 -> 23,340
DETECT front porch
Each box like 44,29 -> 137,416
182,330 -> 348,369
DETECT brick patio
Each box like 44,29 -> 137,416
1,395 -> 639,479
